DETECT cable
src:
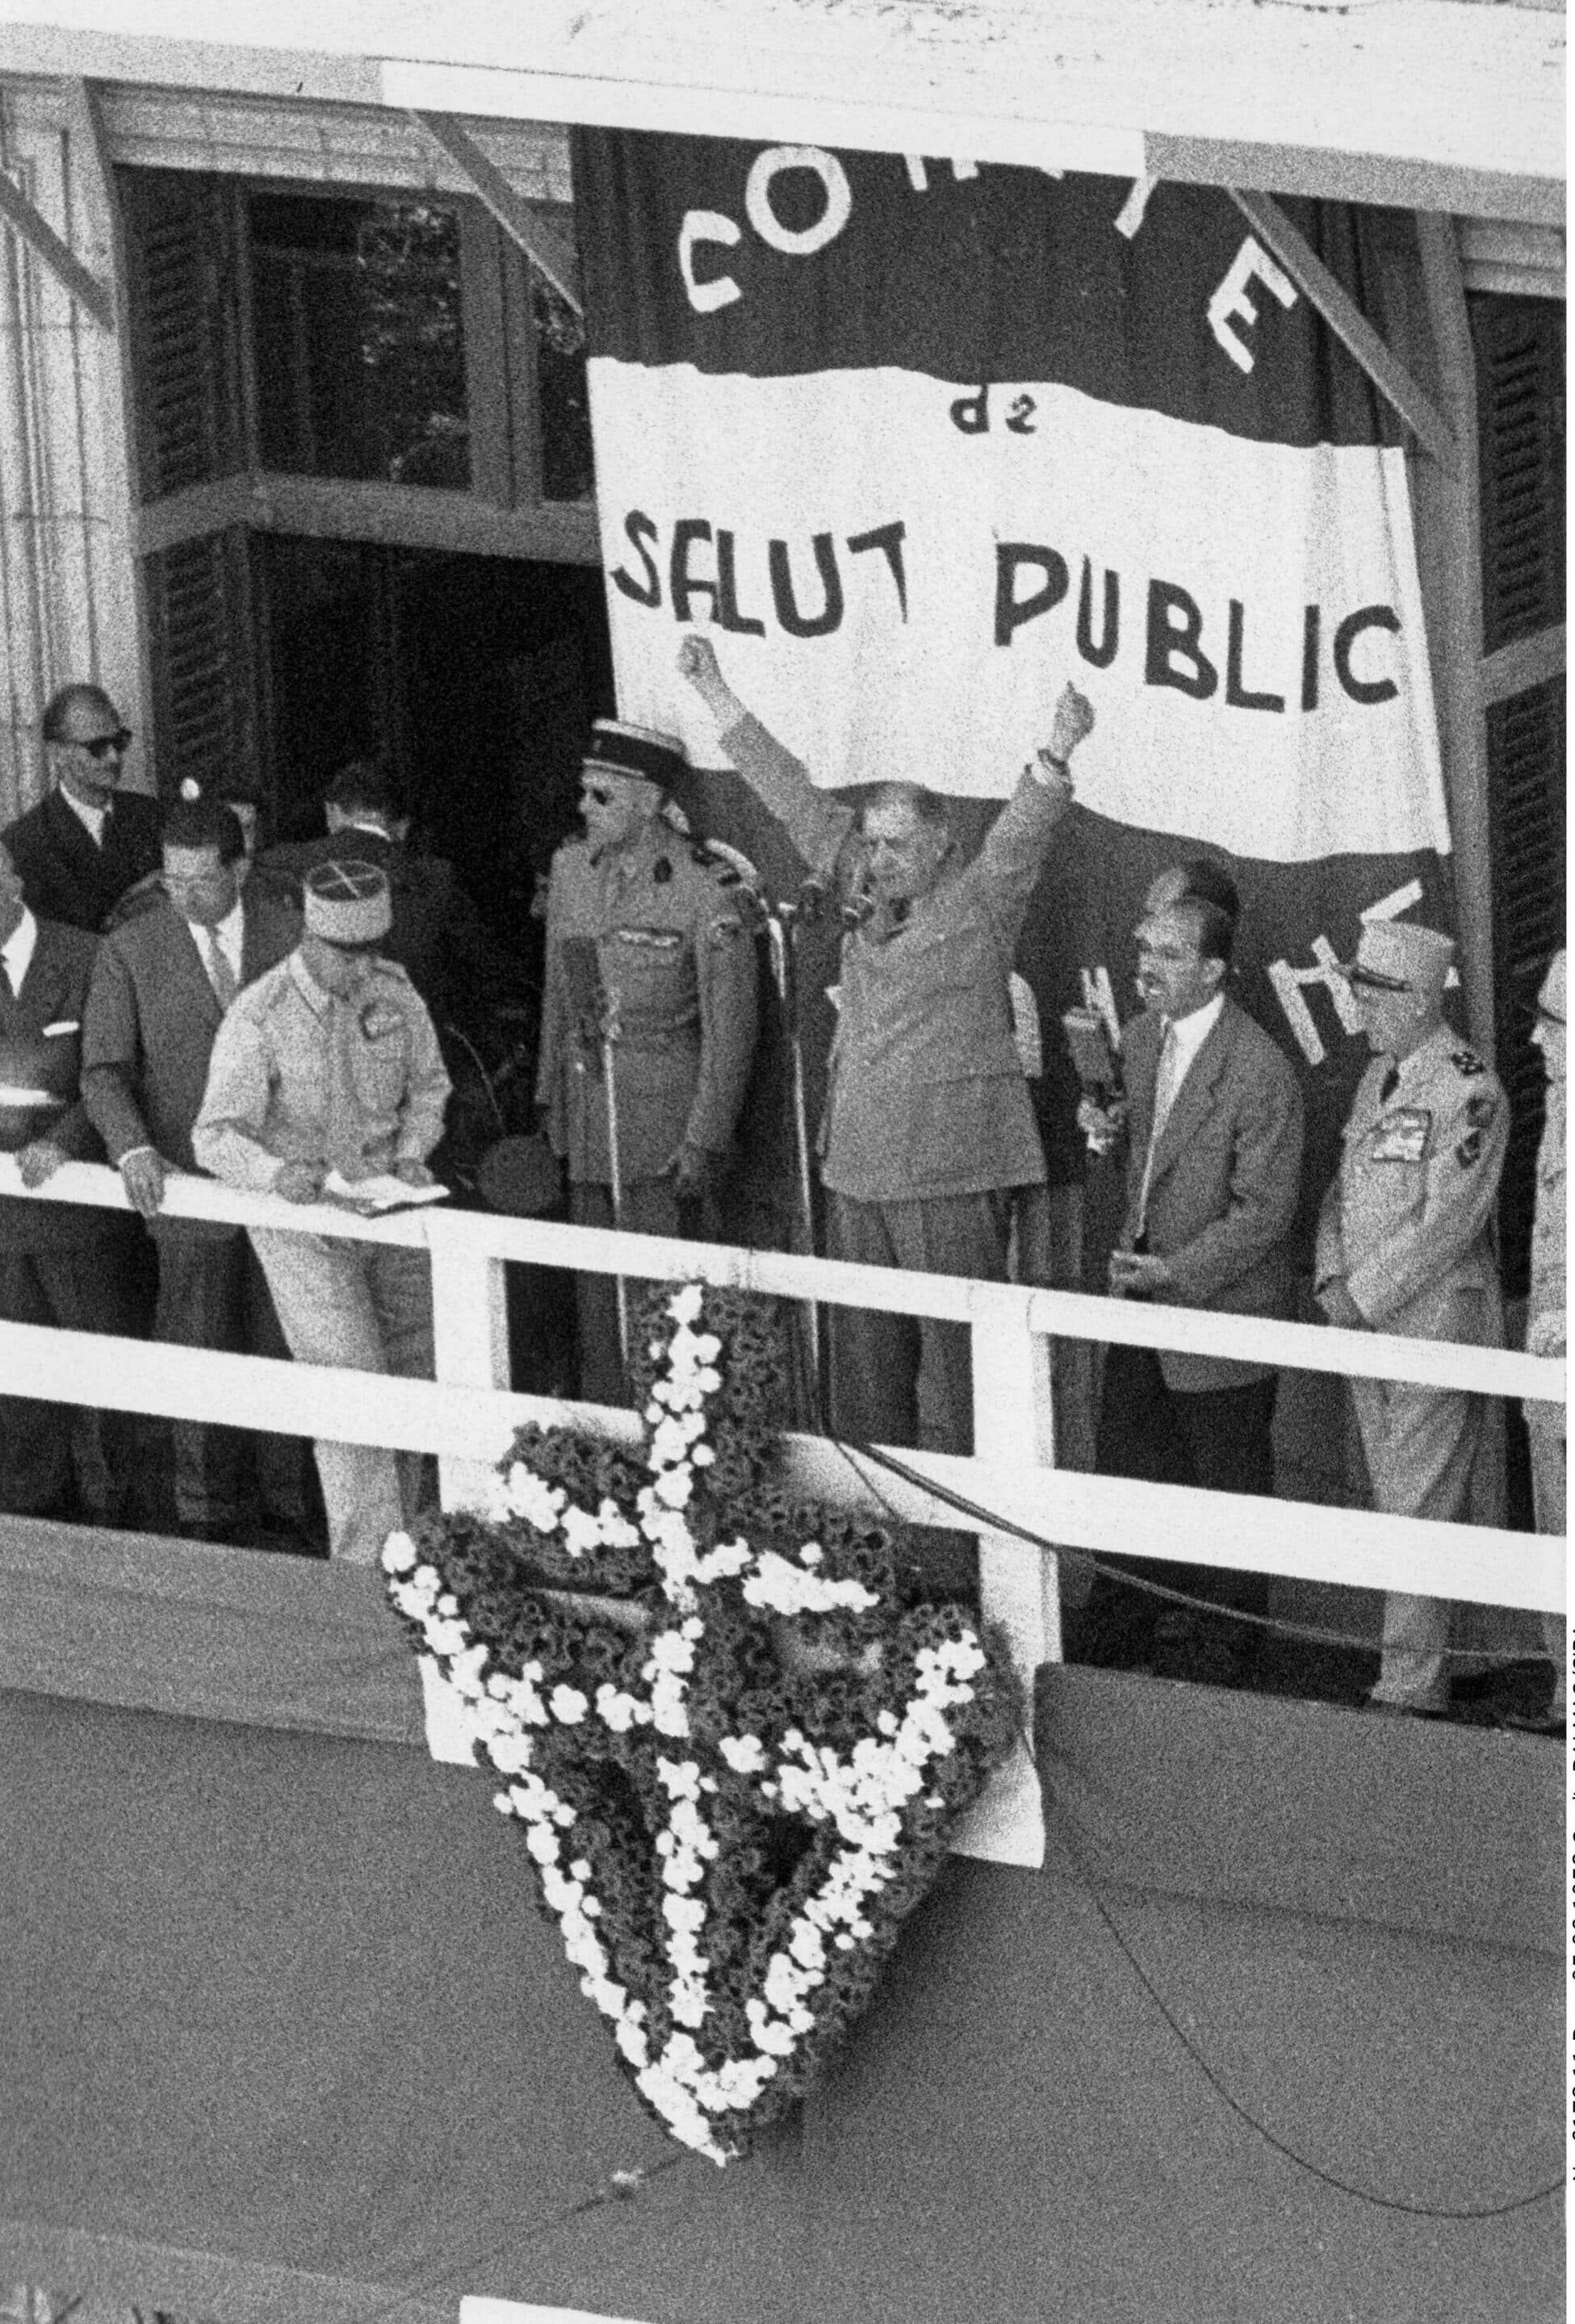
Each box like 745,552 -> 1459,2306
1040,1744 -> 1564,2220
341,2150 -> 702,2324
842,1433 -> 1536,1667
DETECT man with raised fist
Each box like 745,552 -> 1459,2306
679,630 -> 1093,1456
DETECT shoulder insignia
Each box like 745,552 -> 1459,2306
653,856 -> 672,885
710,915 -> 743,946
1450,1049 -> 1487,1078
1456,1129 -> 1484,1168
1465,1094 -> 1498,1130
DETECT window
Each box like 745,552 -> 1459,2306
249,192 -> 471,491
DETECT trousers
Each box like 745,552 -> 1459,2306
153,1225 -> 314,1538
0,1240 -> 140,1520
569,1177 -> 706,1408
824,1188 -> 1013,1456
249,1228 -> 435,1564
1094,1343 -> 1278,1630
1349,1371 -> 1482,1711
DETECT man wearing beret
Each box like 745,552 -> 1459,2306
0,836 -> 139,1519
193,861 -> 451,1564
679,632 -> 1091,1456
1317,919 -> 1509,1716
535,718 -> 759,1405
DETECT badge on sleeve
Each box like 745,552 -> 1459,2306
1371,1107 -> 1430,1164
1465,1094 -> 1498,1130
1456,1129 -> 1485,1167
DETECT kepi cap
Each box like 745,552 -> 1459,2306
304,858 -> 392,946
584,719 -> 688,794
1340,919 -> 1455,998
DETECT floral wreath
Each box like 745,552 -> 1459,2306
384,1283 -> 1016,2163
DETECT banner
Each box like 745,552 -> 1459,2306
574,133 -> 1456,1208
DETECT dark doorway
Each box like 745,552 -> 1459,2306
258,537 -> 614,946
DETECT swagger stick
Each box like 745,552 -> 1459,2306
561,935 -> 630,1376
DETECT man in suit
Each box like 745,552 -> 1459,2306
1079,861 -> 1305,1675
679,631 -> 1093,1455
82,796 -> 312,1546
1316,918 -> 1508,1716
262,757 -> 518,1037
0,837 -> 140,1520
2,684 -> 161,934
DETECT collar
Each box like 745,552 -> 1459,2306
57,783 -> 109,843
1,907 -> 38,992
1159,990 -> 1225,1072
187,896 -> 245,958
1384,1020 -> 1451,1092
287,948 -> 333,1020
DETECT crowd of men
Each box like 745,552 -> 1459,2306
0,662 -> 1563,1729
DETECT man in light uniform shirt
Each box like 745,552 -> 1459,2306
1316,919 -> 1509,1716
194,861 -> 450,1564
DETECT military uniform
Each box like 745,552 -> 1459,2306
1523,953 -> 1565,1720
1316,1020 -> 1508,1706
536,814 -> 757,1403
720,710 -> 1068,1454
193,868 -> 451,1564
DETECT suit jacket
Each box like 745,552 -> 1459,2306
0,915 -> 118,1251
82,892 -> 302,1208
723,711 -> 1060,1201
1116,997 -> 1305,1392
2,788 -> 162,935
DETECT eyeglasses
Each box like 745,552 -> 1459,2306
74,729 -> 132,762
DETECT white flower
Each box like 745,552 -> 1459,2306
382,1531 -> 417,1574
718,1734 -> 766,1774
653,1466 -> 693,1510
503,1463 -> 565,1533
668,1283 -> 705,1325
549,1685 -> 589,1724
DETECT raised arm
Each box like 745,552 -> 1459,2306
677,634 -> 853,880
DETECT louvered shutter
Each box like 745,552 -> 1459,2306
143,530 -> 259,804
117,167 -> 244,499
1471,293 -> 1566,1296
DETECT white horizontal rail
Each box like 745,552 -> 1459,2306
0,1318 -> 1561,1614
1,1158 -> 1564,1405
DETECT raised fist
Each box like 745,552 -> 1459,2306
1044,683 -> 1095,764
677,633 -> 723,693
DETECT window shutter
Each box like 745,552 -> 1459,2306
144,530 -> 259,804
117,166 -> 244,500
1472,293 -> 1566,1297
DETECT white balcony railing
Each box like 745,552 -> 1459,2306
0,1156 -> 1564,1865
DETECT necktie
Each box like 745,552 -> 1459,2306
201,926 -> 239,1011
1137,1021 -> 1180,1236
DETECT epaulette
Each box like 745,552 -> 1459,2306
1450,1048 -> 1488,1078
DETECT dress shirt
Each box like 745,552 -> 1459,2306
1137,990 -> 1224,1232
188,899 -> 245,1000
58,786 -> 109,847
0,908 -> 39,996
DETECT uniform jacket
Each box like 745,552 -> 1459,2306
1527,1081 -> 1565,1363
0,913 -> 117,1251
2,787 -> 162,934
193,951 -> 451,1193
1314,1024 -> 1507,1346
262,828 -> 514,1028
535,819 -> 758,1185
82,890 -> 301,1183
721,711 -> 1061,1204
1115,997 -> 1305,1393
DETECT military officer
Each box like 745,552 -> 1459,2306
1315,919 -> 1509,1716
1509,948 -> 1565,1735
535,719 -> 759,1404
193,860 -> 451,1564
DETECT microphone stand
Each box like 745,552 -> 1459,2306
766,894 -> 823,1407
600,990 -> 630,1371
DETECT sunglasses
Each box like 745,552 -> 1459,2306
73,729 -> 132,761
319,936 -> 383,956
